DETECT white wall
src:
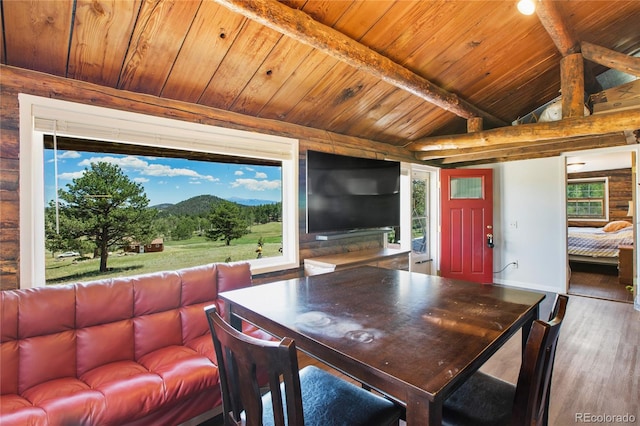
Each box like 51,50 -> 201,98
489,156 -> 568,294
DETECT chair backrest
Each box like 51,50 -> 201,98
206,306 -> 304,426
511,294 -> 569,426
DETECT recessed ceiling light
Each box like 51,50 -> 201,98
517,0 -> 536,15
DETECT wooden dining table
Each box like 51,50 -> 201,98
219,266 -> 546,425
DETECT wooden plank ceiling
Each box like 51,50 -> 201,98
2,0 -> 639,166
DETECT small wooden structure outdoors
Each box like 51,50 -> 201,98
126,238 -> 164,254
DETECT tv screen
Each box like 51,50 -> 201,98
306,150 -> 400,234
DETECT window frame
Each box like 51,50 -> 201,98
19,94 -> 299,289
566,177 -> 609,222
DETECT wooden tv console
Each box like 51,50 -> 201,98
303,247 -> 410,276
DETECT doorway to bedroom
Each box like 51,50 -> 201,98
566,150 -> 635,303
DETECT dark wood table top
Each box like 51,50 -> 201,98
220,266 -> 546,425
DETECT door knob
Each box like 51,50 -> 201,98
486,233 -> 494,248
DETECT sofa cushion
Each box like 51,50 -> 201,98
77,320 -> 135,377
181,303 -> 211,345
134,310 -> 182,360
80,360 -> 165,425
76,277 -> 134,328
215,262 -> 252,319
0,394 -> 48,426
18,285 -> 75,338
19,332 -> 76,394
1,291 -> 18,342
138,345 -> 219,402
179,263 -> 218,306
1,341 -> 19,395
133,271 -> 181,316
21,377 -> 106,425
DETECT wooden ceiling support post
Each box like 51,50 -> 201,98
467,117 -> 483,133
561,53 -> 585,119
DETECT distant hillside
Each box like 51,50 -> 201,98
155,194 -> 227,216
151,203 -> 174,211
227,197 -> 278,206
152,194 -> 279,216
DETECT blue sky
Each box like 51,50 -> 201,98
44,149 -> 282,206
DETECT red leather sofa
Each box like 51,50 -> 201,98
0,261 -> 263,426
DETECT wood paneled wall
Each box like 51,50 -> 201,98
0,65 -> 416,290
567,168 -> 633,227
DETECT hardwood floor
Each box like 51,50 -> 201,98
482,295 -> 639,425
568,262 -> 633,303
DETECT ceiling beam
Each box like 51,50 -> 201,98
407,107 -> 640,152
423,133 -> 628,164
416,133 -> 626,161
536,0 -> 580,56
212,0 -> 508,127
581,41 -> 640,77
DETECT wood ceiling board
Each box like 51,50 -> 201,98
118,0 -> 201,94
337,86 -> 415,138
279,61 -> 360,125
3,0 -> 638,167
332,0 -> 399,43
2,1 -> 73,76
257,51 -> 342,120
355,1 -> 432,57
68,0 -> 141,87
161,2 -> 247,103
303,72 -> 394,131
198,19 -> 283,109
230,36 -> 314,115
327,80 -> 400,133
295,0 -> 354,29
388,100 -> 456,143
561,1 -> 640,51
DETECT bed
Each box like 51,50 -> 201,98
568,223 -> 634,265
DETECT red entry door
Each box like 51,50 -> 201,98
440,168 -> 493,283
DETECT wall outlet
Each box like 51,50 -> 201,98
513,260 -> 519,269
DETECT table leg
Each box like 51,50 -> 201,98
227,304 -> 243,331
406,394 -> 441,425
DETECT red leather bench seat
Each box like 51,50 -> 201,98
0,262 -> 256,425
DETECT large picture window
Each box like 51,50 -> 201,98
20,95 -> 299,289
567,177 -> 609,221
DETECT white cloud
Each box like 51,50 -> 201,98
59,151 -> 81,159
254,172 -> 267,179
231,178 -> 281,191
78,155 -> 218,183
235,170 -> 244,176
58,171 -> 85,180
134,177 -> 149,183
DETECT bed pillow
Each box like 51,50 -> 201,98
603,220 -> 633,232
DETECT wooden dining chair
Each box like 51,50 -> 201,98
442,294 -> 569,426
205,306 -> 402,426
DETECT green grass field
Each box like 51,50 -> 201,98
45,222 -> 283,285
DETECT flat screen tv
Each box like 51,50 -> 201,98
306,150 -> 400,234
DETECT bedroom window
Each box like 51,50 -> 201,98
567,177 -> 609,221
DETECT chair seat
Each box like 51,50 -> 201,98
261,366 -> 401,426
442,371 -> 516,426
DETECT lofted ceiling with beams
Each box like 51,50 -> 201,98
1,0 -> 639,166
